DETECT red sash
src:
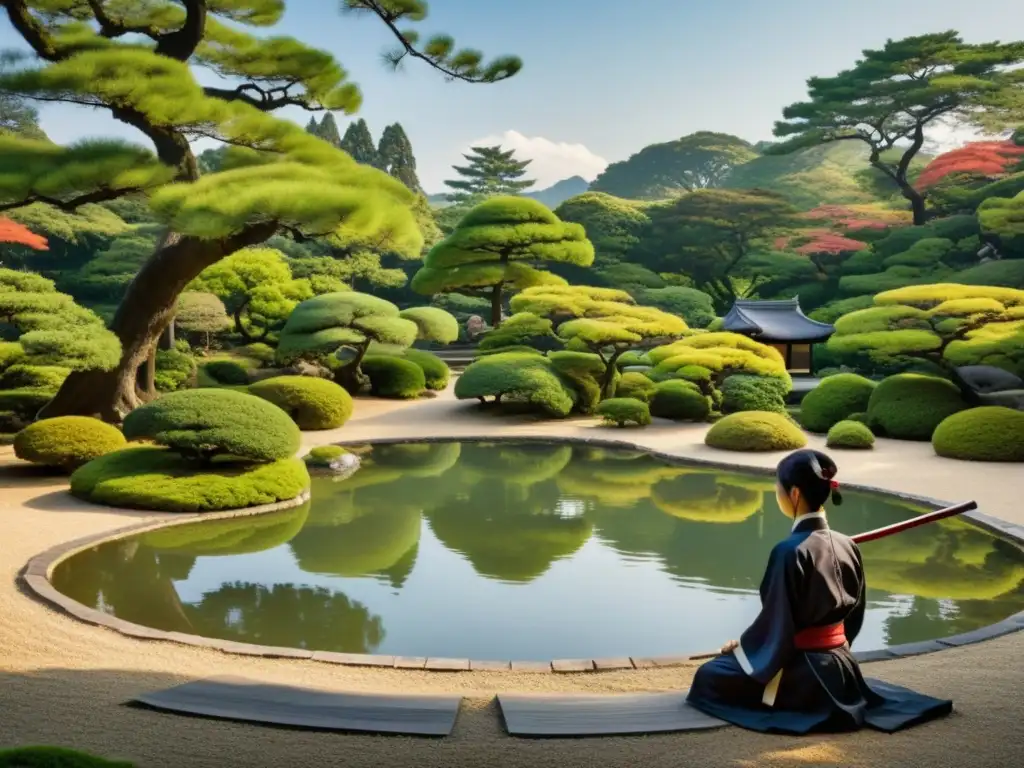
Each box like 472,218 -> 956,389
794,622 -> 847,650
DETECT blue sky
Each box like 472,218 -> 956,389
3,0 -> 1023,191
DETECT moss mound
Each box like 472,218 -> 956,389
248,375 -> 353,430
932,406 -> 1024,462
304,445 -> 350,466
0,746 -> 134,767
826,419 -> 876,449
650,379 -> 710,421
122,389 -> 300,462
14,416 -> 126,470
454,352 -> 576,417
800,373 -> 877,433
401,348 -> 451,391
615,371 -> 656,402
361,355 -> 426,399
720,374 -> 788,414
70,446 -> 309,512
705,411 -> 808,452
867,373 -> 968,441
596,397 -> 651,427
200,358 -> 251,385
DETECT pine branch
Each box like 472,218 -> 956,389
203,81 -> 312,112
0,186 -> 137,213
154,0 -> 208,61
88,0 -> 164,42
2,0 -> 64,62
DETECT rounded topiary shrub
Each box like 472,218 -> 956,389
361,355 -> 426,399
155,349 -> 196,392
248,376 -> 354,430
826,420 -> 876,450
0,746 -> 135,767
720,374 -> 788,414
238,342 -> 276,365
596,397 -> 652,427
402,348 -> 451,391
800,373 -> 877,433
615,372 -> 657,403
867,373 -> 968,441
70,446 -> 309,512
14,416 -> 127,470
200,359 -> 251,386
932,406 -> 1024,462
303,445 -> 350,466
650,379 -> 710,421
122,389 -> 301,462
705,411 -> 808,452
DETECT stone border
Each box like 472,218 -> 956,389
19,436 -> 1024,673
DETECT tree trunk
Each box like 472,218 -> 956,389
904,187 -> 928,226
334,341 -> 371,394
600,349 -> 625,398
490,283 -> 504,328
233,299 -> 254,342
160,319 -> 175,350
39,223 -> 278,422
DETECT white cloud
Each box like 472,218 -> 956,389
463,130 -> 608,189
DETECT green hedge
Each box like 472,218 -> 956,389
867,373 -> 968,441
826,420 -> 875,450
615,371 -> 657,403
70,446 -> 309,512
361,355 -> 426,399
705,411 -> 808,452
800,373 -> 877,433
14,416 -> 127,470
596,397 -> 652,427
650,379 -> 710,421
402,348 -> 450,391
248,375 -> 353,430
932,406 -> 1024,462
0,746 -> 134,767
720,374 -> 788,414
122,389 -> 300,462
200,358 -> 251,386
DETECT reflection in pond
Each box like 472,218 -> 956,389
51,440 -> 1024,661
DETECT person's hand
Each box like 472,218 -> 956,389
720,639 -> 739,654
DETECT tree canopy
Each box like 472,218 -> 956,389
771,31 -> 1024,224
917,140 -> 1024,191
377,123 -> 421,192
589,132 -> 758,200
411,196 -> 595,327
340,118 -> 382,167
443,145 -> 535,205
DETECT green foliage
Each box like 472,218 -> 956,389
71,234 -> 156,302
549,350 -> 606,413
477,312 -> 558,352
637,286 -> 717,328
615,371 -> 657,402
443,145 -> 534,204
361,355 -> 426,399
596,397 -> 652,427
122,389 -> 301,462
401,348 -> 450,390
590,132 -> 759,200
617,350 -> 652,368
70,446 -> 309,513
809,295 -> 876,324
14,416 -> 126,470
0,364 -> 69,391
0,746 -> 134,767
174,292 -> 232,338
304,444 -> 350,467
952,259 -> 1024,287
454,352 -> 576,417
0,340 -> 24,370
720,374 -> 788,414
650,379 -> 711,421
649,332 -> 791,385
554,192 -> 651,271
378,122 -> 422,191
398,306 -> 459,343
799,373 -> 877,432
932,406 -> 1024,462
867,373 -> 968,441
237,342 -> 277,365
200,359 -> 251,386
339,118 -> 382,166
0,387 -> 53,420
978,189 -> 1024,253
705,411 -> 808,452
826,419 -> 876,449
249,376 -> 354,430
154,350 -> 196,393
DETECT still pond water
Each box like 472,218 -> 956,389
53,441 -> 1024,661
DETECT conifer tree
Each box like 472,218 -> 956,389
317,113 -> 343,148
378,123 -> 421,191
444,145 -> 535,204
0,1 -> 521,422
341,119 -> 382,167
305,116 -> 319,135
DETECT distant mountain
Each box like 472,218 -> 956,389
425,176 -> 591,210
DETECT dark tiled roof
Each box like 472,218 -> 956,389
722,298 -> 834,342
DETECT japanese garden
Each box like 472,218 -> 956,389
0,2 -> 1023,766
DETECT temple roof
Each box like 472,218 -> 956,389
722,298 -> 835,342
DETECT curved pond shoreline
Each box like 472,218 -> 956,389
21,435 -> 1024,673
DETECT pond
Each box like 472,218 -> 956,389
52,440 -> 1024,662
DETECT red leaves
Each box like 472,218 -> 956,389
916,140 -> 1024,190
0,217 -> 48,250
802,204 -> 903,231
791,230 -> 869,255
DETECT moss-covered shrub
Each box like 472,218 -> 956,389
303,444 -> 350,466
0,746 -> 134,767
800,373 -> 877,433
705,411 -> 808,452
237,342 -> 276,365
550,350 -> 605,414
154,349 -> 196,392
650,379 -> 711,421
455,351 -> 577,417
826,420 -> 876,450
615,371 -> 657,402
200,358 -> 251,386
0,364 -> 69,391
616,350 -> 652,369
70,446 -> 309,512
849,411 -> 869,424
477,312 -> 559,352
14,416 -> 127,470
596,397 -> 651,427
720,374 -> 788,414
402,348 -> 451,391
867,373 -> 968,441
932,407 -> 1024,462
248,375 -> 354,430
361,355 -> 426,399
122,389 -> 300,462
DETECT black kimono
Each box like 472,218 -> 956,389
686,512 -> 953,734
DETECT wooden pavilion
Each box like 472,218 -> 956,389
721,298 -> 834,374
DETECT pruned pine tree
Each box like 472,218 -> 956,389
444,145 -> 535,205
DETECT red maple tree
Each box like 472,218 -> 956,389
916,140 -> 1024,190
801,204 -> 904,231
0,217 -> 48,251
